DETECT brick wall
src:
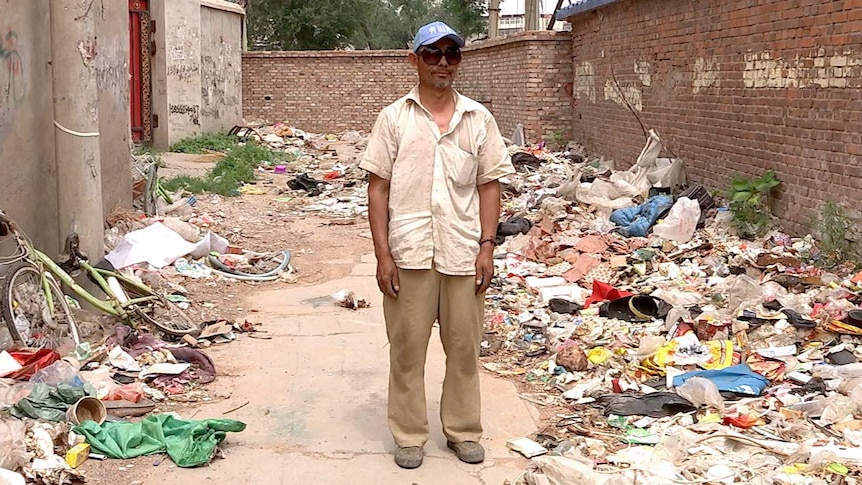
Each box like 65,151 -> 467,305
242,50 -> 415,133
458,31 -> 573,144
566,0 -> 862,234
241,32 -> 573,144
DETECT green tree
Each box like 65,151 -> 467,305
431,0 -> 487,41
248,0 -> 488,51
247,0 -> 375,50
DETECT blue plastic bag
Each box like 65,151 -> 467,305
672,364 -> 770,396
610,195 -> 674,237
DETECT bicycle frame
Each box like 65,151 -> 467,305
30,247 -> 159,320
2,209 -> 160,327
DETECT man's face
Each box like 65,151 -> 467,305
410,37 -> 461,90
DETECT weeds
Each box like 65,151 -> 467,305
162,141 -> 283,196
810,201 -> 861,269
551,130 -> 564,148
133,144 -> 162,157
727,170 -> 780,239
170,133 -> 239,154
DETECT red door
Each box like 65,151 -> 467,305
129,0 -> 152,142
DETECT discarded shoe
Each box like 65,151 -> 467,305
287,173 -> 324,196
394,446 -> 423,469
447,441 -> 485,464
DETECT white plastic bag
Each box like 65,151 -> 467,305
0,419 -> 31,472
653,197 -> 700,243
675,376 -> 725,412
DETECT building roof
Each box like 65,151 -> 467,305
556,0 -> 623,19
497,0 -> 558,16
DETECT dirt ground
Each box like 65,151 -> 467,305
83,151 -> 373,483
77,143 -> 540,484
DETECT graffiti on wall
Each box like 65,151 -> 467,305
0,28 -> 26,154
169,103 -> 200,126
0,30 -> 25,105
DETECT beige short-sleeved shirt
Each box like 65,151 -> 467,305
359,86 -> 515,276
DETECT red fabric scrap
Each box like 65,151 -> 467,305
583,280 -> 634,309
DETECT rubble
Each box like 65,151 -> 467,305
481,134 -> 862,484
0,120 -> 370,482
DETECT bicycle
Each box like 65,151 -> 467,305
0,209 -> 199,350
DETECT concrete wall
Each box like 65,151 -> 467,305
0,1 -> 131,255
151,0 -> 244,148
95,1 -> 133,216
566,0 -> 862,234
152,0 -> 202,148
241,32 -> 573,142
0,0 -> 59,251
200,4 -> 244,133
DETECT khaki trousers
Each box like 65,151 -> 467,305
383,268 -> 485,447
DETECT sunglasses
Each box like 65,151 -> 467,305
418,47 -> 462,66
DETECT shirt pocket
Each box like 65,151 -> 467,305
446,148 -> 480,188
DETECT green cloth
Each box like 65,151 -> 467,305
11,382 -> 93,421
73,414 -> 246,467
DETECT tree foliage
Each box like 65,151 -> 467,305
248,0 -> 487,50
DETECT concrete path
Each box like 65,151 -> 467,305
157,254 -> 538,485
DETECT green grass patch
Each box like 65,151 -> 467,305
133,144 -> 162,156
170,133 -> 239,154
162,141 -> 283,196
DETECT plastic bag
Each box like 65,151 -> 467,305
83,368 -> 144,403
675,376 -> 725,412
819,395 -> 858,425
74,414 -> 246,468
3,349 -> 60,380
30,360 -> 84,387
525,454 -> 630,485
0,419 -> 31,471
0,378 -> 33,407
653,197 -> 701,243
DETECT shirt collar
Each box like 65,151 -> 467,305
406,85 -> 477,115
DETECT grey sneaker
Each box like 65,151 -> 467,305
447,441 -> 485,464
394,446 -> 424,469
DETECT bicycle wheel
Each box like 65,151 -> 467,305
2,262 -> 79,349
101,271 -> 199,337
131,294 -> 199,337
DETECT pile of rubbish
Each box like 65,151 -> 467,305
233,122 -> 369,219
106,210 -> 293,285
0,324 -> 245,483
481,133 -> 862,484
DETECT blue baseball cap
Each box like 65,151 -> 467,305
412,21 -> 465,52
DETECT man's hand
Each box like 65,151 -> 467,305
474,246 -> 494,295
377,255 -> 400,298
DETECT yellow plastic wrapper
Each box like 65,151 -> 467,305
587,347 -> 612,365
645,337 -> 734,372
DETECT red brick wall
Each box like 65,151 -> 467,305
566,0 -> 862,234
458,31 -> 573,145
241,32 -> 573,144
242,50 -> 415,133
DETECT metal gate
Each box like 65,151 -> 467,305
129,0 -> 152,142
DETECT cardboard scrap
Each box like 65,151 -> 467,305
507,437 -> 548,458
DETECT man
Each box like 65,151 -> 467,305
359,21 -> 515,469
